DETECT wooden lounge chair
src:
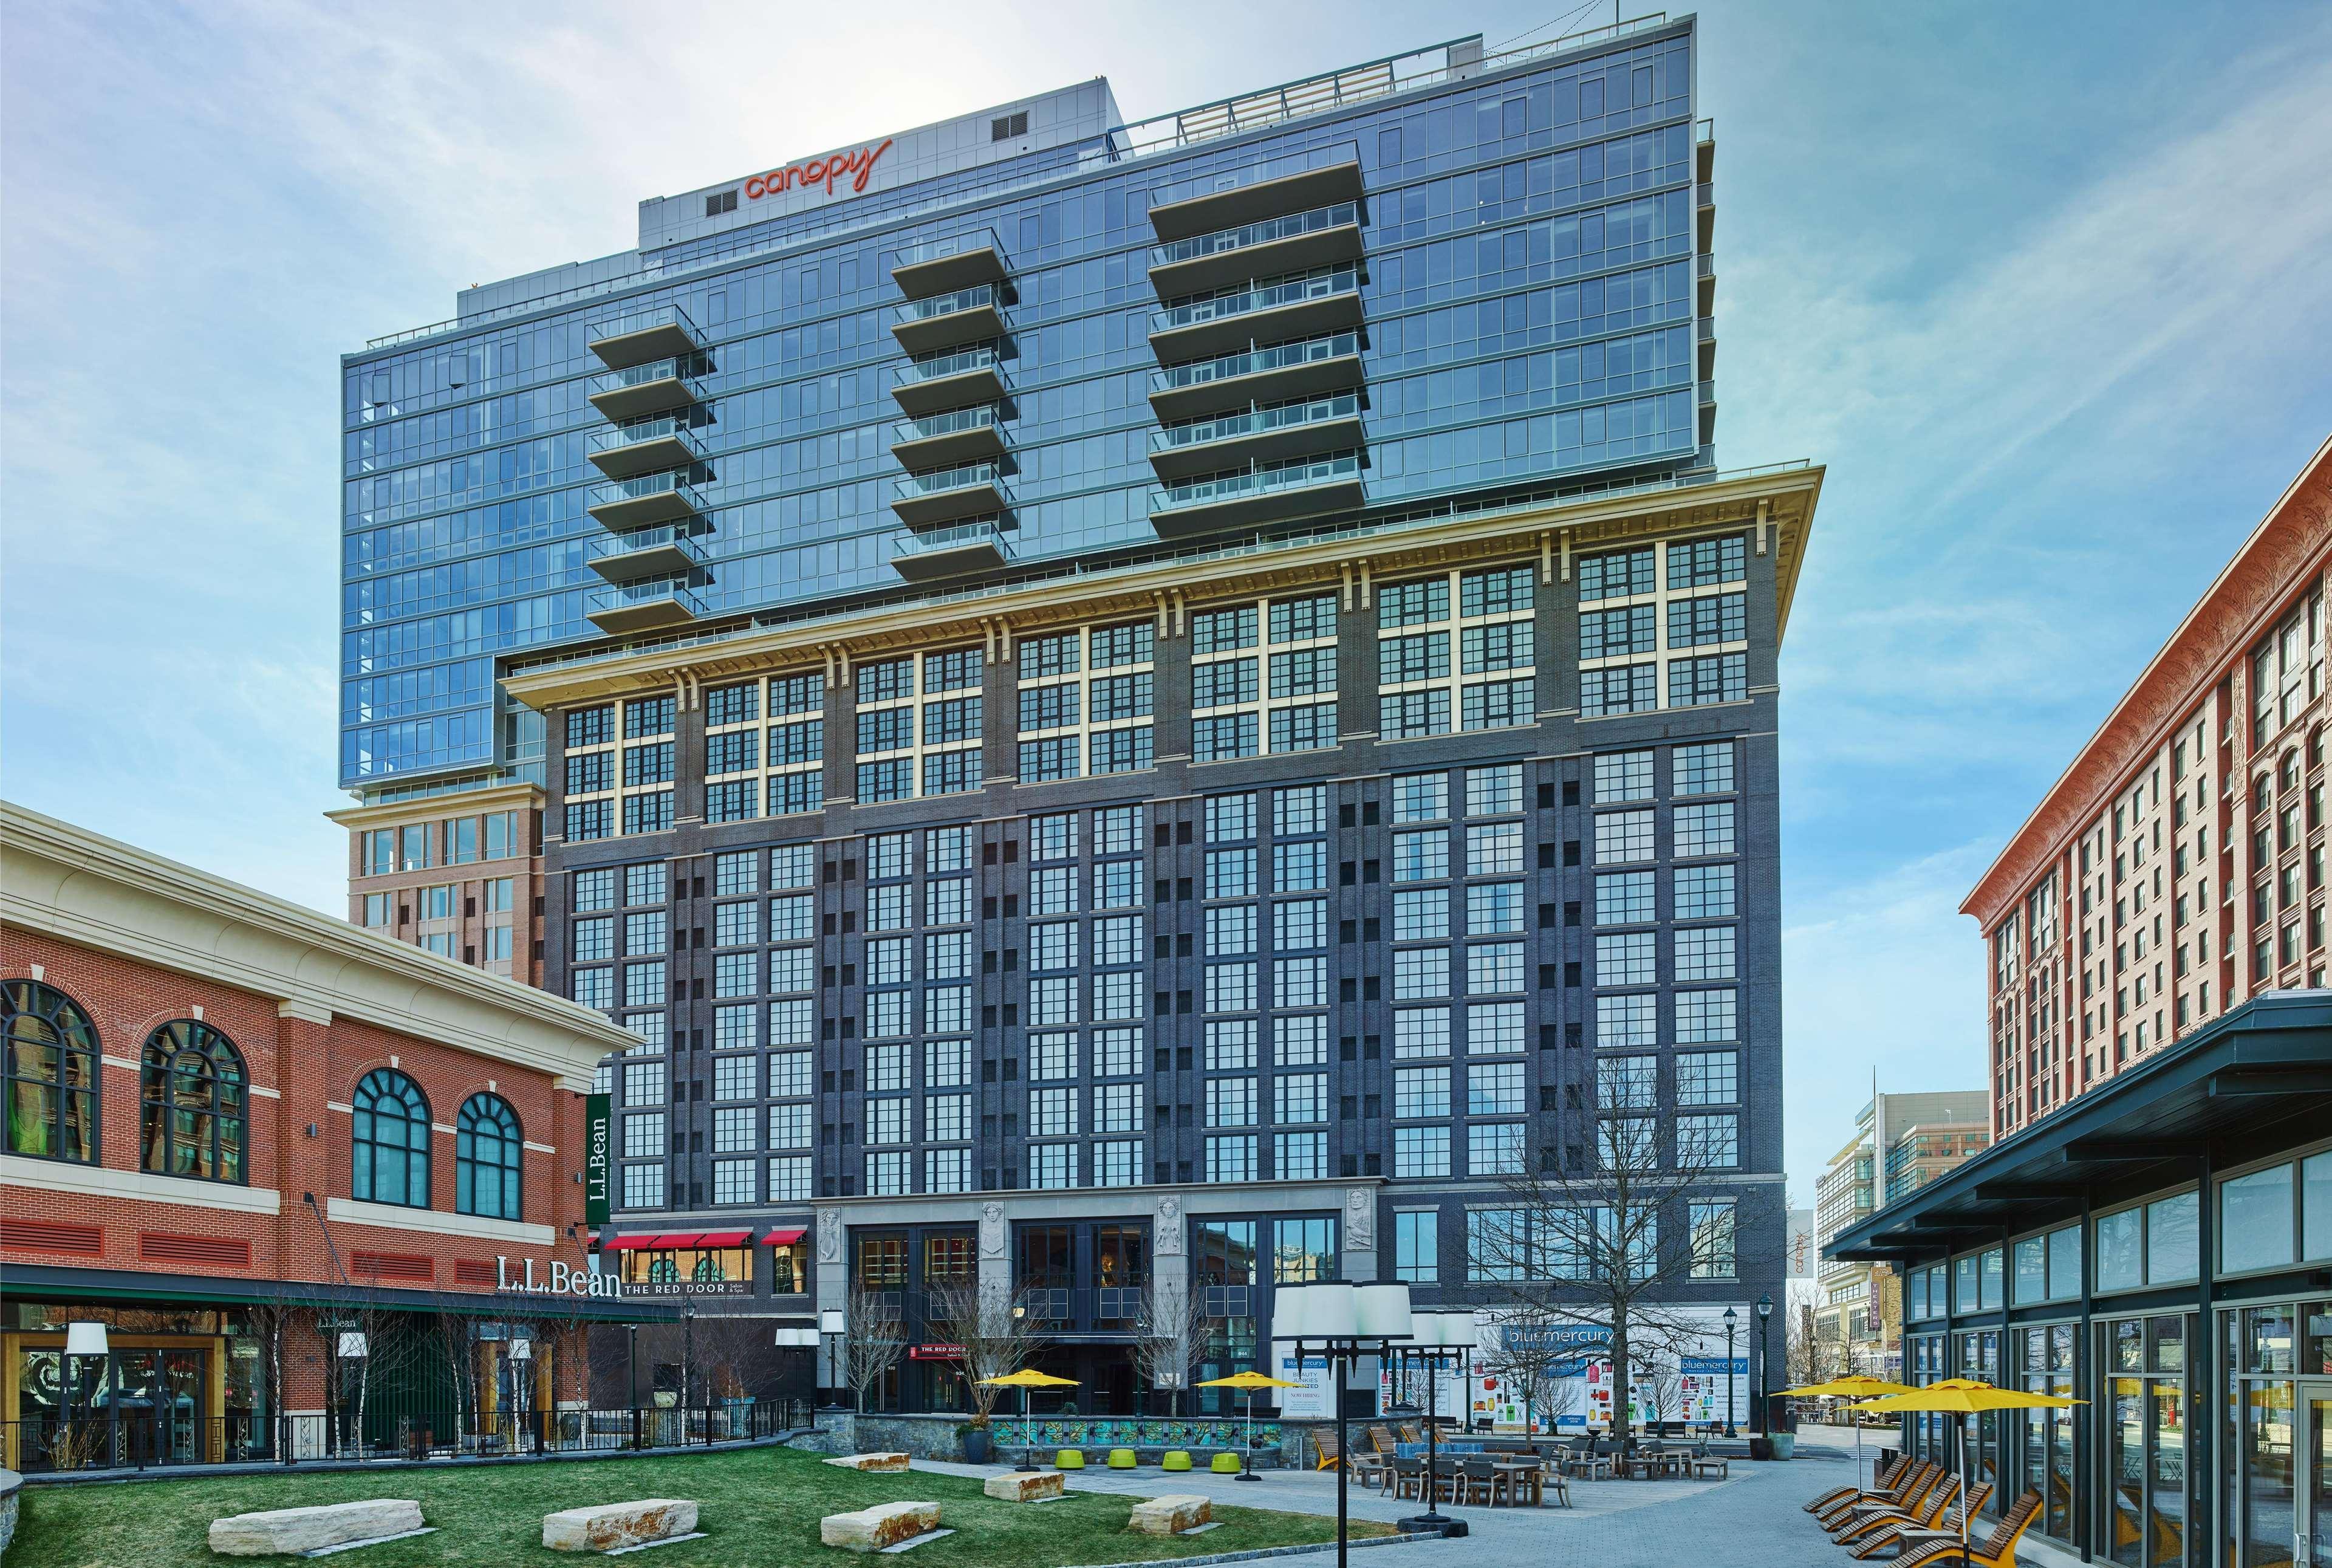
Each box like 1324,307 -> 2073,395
1313,1428 -> 1342,1470
1833,1474 -> 1959,1541
1847,1482 -> 1994,1559
1893,1491 -> 2042,1568
1817,1460 -> 1940,1529
1808,1453 -> 1910,1514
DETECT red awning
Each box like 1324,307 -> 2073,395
761,1228 -> 807,1247
648,1232 -> 705,1248
601,1235 -> 660,1252
694,1230 -> 753,1247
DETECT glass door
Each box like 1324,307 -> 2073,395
2301,1382 -> 2332,1568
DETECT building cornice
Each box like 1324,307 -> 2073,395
499,468 -> 1824,711
324,781 -> 545,830
1962,435 -> 2332,926
1,799 -> 638,1087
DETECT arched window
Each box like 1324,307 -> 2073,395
456,1093 -> 522,1220
2,979 -> 100,1163
141,1021 -> 246,1182
352,1069 -> 431,1208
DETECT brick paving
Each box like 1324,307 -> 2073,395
912,1440 -> 1876,1567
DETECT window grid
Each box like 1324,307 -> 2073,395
1015,621 -> 1156,783
1191,594 -> 1340,763
1377,564 -> 1537,742
563,696 -> 676,841
1576,531 -> 1751,716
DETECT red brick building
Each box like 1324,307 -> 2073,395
1963,435 -> 2332,1138
1,801 -> 657,1470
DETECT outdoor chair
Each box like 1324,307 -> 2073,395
1390,1457 -> 1425,1501
1808,1453 -> 1910,1514
1892,1491 -> 2043,1568
1847,1482 -> 1994,1560
1395,1422 -> 1425,1445
1831,1473 -> 1958,1539
1312,1429 -> 1342,1470
1816,1460 -> 1940,1529
1367,1423 -> 1400,1456
1347,1445 -> 1390,1488
1460,1456 -> 1507,1506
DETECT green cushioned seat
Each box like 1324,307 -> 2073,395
1107,1448 -> 1137,1469
1211,1451 -> 1243,1473
1055,1448 -> 1086,1470
1161,1451 -> 1192,1471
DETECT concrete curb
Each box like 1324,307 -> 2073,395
1070,1531 -> 1429,1568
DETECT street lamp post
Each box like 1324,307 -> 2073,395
1722,1306 -> 1739,1437
1273,1283 -> 1417,1566
818,1309 -> 847,1410
1753,1293 -> 1773,1437
65,1321 -> 109,1468
1393,1312 -> 1477,1536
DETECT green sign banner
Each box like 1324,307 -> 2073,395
584,1092 -> 611,1227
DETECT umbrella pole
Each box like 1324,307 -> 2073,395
1019,1388 -> 1035,1473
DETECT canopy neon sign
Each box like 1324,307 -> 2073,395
744,139 -> 893,202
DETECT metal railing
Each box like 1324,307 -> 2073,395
588,357 -> 703,399
897,344 -> 1002,386
1152,268 -> 1358,334
590,526 -> 705,569
895,461 -> 1004,500
1154,392 -> 1359,454
2,1402 -> 812,1476
1153,451 -> 1363,512
586,578 -> 706,619
1150,203 -> 1359,269
587,301 -> 701,352
895,282 -> 1004,326
893,229 -> 1005,275
894,520 -> 1011,563
894,406 -> 1001,447
588,417 -> 706,462
587,472 -> 703,515
1153,331 -> 1359,392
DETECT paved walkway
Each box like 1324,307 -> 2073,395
912,1440 -> 1878,1567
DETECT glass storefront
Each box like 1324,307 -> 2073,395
2018,1322 -> 2077,1544
2101,1315 -> 2187,1567
2224,1299 -> 2332,1568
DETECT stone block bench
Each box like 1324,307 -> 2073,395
1129,1494 -> 1212,1536
983,1471 -> 1064,1502
543,1499 -> 701,1554
824,1452 -> 910,1473
209,1499 -> 426,1556
821,1500 -> 941,1553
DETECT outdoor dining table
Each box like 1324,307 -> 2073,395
1491,1460 -> 1547,1505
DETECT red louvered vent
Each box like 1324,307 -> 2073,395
350,1250 -> 434,1282
1,1218 -> 104,1256
453,1259 -> 497,1286
139,1231 -> 253,1268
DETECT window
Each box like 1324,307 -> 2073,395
1579,547 -> 1654,601
456,1093 -> 522,1219
1689,1200 -> 1737,1278
991,109 -> 1028,140
1394,1210 -> 1439,1282
2,980 -> 99,1163
351,1068 -> 431,1208
1595,810 -> 1655,862
1395,1125 -> 1452,1177
139,1020 -> 245,1182
1582,664 -> 1658,715
1676,1051 -> 1738,1104
1675,801 -> 1736,857
1392,773 -> 1448,823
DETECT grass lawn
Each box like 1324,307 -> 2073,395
13,1443 -> 1391,1567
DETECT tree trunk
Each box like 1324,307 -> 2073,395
1610,1321 -> 1630,1446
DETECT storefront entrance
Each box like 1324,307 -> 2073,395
10,1338 -> 219,1469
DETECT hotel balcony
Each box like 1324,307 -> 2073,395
1697,252 -> 1715,316
1147,157 -> 1364,243
585,577 -> 704,635
1698,182 -> 1715,251
586,417 -> 706,481
1147,330 -> 1363,422
1148,268 -> 1363,361
587,303 -> 703,371
1147,202 -> 1364,298
891,282 -> 1010,356
891,518 -> 1011,581
1147,451 -> 1364,538
586,473 -> 702,530
586,525 -> 705,584
586,356 -> 704,422
892,461 -> 1008,527
891,405 -> 1006,470
892,229 -> 1008,300
892,344 -> 1006,417
1148,391 -> 1363,482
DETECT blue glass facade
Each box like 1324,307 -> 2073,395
341,23 -> 1711,794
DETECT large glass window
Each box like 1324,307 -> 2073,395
457,1092 -> 522,1220
351,1068 -> 431,1208
2,979 -> 100,1163
139,1020 -> 245,1183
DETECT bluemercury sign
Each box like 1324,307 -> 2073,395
744,140 -> 893,202
496,1255 -> 623,1299
584,1093 -> 610,1227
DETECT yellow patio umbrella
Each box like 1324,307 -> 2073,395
1780,1375 -> 1917,1501
1850,1381 -> 2085,1562
1198,1371 -> 1303,1481
979,1369 -> 1081,1471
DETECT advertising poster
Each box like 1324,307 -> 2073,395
1273,1349 -> 1334,1420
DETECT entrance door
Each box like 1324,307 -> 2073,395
2302,1381 -> 2332,1568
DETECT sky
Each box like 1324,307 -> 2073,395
3,0 -> 2330,1208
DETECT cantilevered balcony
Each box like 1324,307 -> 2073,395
1148,269 -> 1361,361
587,303 -> 702,370
1147,203 -> 1363,298
586,473 -> 702,530
585,577 -> 704,635
892,230 -> 1008,300
1147,451 -> 1364,538
891,405 -> 1005,470
587,356 -> 704,422
891,519 -> 1011,581
1148,331 -> 1363,422
892,461 -> 1008,528
891,284 -> 1008,355
1148,391 -> 1362,482
892,344 -> 1005,417
587,525 -> 705,584
1147,158 -> 1364,243
587,416 -> 706,481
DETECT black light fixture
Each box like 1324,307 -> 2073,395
1274,1283 -> 1418,1564
1753,1293 -> 1774,1437
1722,1305 -> 1739,1437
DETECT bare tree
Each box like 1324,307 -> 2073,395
926,1278 -> 1052,1428
1485,1308 -> 1585,1436
1472,1105 -> 1770,1445
1130,1279 -> 1211,1419
841,1287 -> 905,1413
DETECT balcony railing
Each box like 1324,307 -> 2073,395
586,473 -> 702,530
587,356 -> 704,421
586,417 -> 707,481
892,229 -> 1008,298
892,344 -> 1006,416
892,460 -> 1008,526
586,577 -> 705,635
891,519 -> 1010,580
1149,450 -> 1364,536
1150,391 -> 1362,481
1149,268 -> 1362,359
1144,150 -> 1366,242
1147,330 -> 1363,420
587,525 -> 705,583
891,282 -> 1008,355
1147,203 -> 1363,296
587,303 -> 702,370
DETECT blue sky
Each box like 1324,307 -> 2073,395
3,1 -> 2328,1205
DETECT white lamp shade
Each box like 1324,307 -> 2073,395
1270,1285 -> 1315,1344
1440,1312 -> 1479,1350
508,1337 -> 533,1360
1308,1283 -> 1359,1338
338,1332 -> 369,1359
819,1309 -> 846,1335
1354,1284 -> 1414,1340
1410,1312 -> 1449,1348
65,1321 -> 109,1358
